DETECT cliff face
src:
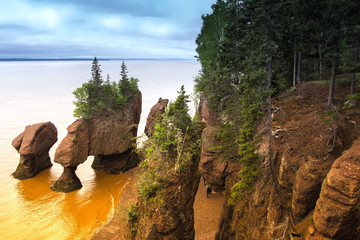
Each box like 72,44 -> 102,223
308,138 -> 360,240
129,97 -> 203,240
134,155 -> 200,240
198,96 -> 238,192
211,84 -> 360,239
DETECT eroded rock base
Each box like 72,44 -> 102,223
50,166 -> 82,192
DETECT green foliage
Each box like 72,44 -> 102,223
167,85 -> 192,133
195,0 -> 359,208
126,203 -> 139,236
195,0 -> 227,81
126,203 -> 139,221
73,58 -> 139,119
322,109 -> 340,124
119,61 -> 139,103
346,92 -> 360,100
137,86 -> 203,210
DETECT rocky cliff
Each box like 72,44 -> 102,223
308,138 -> 360,240
206,83 -> 360,239
128,97 -> 203,240
52,91 -> 142,192
133,154 -> 200,240
198,96 -> 238,192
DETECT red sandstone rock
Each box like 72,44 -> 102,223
54,119 -> 89,168
134,155 -> 200,240
144,97 -> 168,137
308,138 -> 360,240
90,91 -> 142,174
50,166 -> 82,192
198,96 -> 229,191
12,122 -> 57,180
52,91 -> 142,192
291,156 -> 328,223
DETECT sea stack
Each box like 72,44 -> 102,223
52,91 -> 142,192
12,122 -> 58,180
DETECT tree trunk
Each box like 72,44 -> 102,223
351,73 -> 356,95
327,57 -> 337,108
293,51 -> 297,88
351,47 -> 359,95
296,51 -> 302,83
319,45 -> 323,80
266,60 -> 280,199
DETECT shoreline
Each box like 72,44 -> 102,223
90,166 -> 225,240
90,167 -> 140,240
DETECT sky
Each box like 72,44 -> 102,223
0,0 -> 215,59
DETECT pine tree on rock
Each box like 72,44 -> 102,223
168,85 -> 192,133
118,61 -> 139,104
73,58 -> 139,119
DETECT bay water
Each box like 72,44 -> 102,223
0,60 -> 200,239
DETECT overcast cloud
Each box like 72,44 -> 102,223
0,0 -> 214,59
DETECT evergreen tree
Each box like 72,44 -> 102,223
120,60 -> 129,81
90,57 -> 103,86
73,58 -> 139,119
168,85 -> 192,133
119,61 -> 138,104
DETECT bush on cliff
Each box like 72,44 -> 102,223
137,85 -> 202,202
129,86 -> 203,238
73,58 -> 139,120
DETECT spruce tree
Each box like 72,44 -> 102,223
168,85 -> 192,133
73,58 -> 139,119
119,61 -> 132,103
87,57 -> 105,117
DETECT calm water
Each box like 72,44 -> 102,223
0,60 -> 200,239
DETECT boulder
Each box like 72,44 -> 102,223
52,91 -> 142,192
144,98 -> 168,137
12,122 -> 57,180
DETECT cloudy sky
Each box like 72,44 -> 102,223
0,0 -> 214,59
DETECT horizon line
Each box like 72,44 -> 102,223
0,57 -> 197,62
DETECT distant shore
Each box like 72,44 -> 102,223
0,58 -> 196,62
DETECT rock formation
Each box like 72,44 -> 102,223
133,153 -> 200,240
12,122 -> 57,180
198,96 -> 237,192
213,84 -> 360,239
51,119 -> 88,192
144,97 -> 168,137
307,138 -> 360,240
52,91 -> 142,192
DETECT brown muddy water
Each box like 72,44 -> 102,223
0,60 -> 200,239
0,156 -> 131,240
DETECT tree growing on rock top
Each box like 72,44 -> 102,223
167,85 -> 192,133
73,58 -> 139,120
119,61 -> 139,104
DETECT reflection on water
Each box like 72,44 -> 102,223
0,160 -> 130,240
